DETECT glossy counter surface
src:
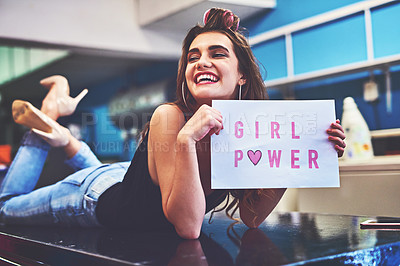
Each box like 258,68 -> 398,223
0,212 -> 399,265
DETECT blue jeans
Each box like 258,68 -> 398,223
0,131 -> 129,227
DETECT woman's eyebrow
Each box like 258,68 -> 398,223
209,45 -> 229,52
188,48 -> 199,54
188,45 -> 229,54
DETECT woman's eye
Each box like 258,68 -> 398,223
188,55 -> 199,62
213,53 -> 227,58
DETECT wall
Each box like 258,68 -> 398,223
294,69 -> 400,131
245,0 -> 362,35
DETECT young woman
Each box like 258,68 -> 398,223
1,8 -> 346,239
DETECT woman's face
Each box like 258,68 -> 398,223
185,32 -> 245,106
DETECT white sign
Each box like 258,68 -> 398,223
211,100 -> 340,189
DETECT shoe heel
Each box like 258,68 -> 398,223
12,100 -> 52,133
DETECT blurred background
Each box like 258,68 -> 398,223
0,0 -> 399,216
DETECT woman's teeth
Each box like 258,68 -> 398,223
197,74 -> 218,83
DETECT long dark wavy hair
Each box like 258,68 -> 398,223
173,8 -> 275,221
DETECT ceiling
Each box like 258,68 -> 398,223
142,0 -> 275,32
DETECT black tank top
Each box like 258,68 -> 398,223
96,129 -> 227,230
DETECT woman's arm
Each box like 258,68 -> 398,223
149,104 -> 223,239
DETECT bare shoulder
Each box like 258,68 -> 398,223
150,104 -> 185,136
152,103 -> 183,117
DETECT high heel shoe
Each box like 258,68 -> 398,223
40,75 -> 88,118
12,100 -> 70,147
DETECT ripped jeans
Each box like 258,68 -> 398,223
0,131 -> 129,227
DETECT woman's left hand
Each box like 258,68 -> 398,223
326,119 -> 346,157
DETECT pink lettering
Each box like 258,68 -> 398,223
271,122 -> 280,139
308,150 -> 319,169
235,121 -> 243,138
291,150 -> 300,169
255,121 -> 259,139
234,150 -> 243,167
267,150 -> 282,168
291,122 -> 300,139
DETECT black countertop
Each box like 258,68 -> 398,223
0,212 -> 399,265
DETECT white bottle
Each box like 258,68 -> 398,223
341,97 -> 374,160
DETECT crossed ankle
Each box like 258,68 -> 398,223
20,131 -> 51,150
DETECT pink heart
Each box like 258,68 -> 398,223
247,150 -> 262,165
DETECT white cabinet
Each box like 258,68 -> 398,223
274,156 -> 400,217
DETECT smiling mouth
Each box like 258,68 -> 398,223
195,73 -> 219,84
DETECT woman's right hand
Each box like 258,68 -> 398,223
179,104 -> 223,143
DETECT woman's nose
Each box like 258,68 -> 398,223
196,55 -> 212,69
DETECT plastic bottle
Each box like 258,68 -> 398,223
341,97 -> 374,160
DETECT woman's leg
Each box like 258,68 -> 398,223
0,136 -> 104,226
0,131 -> 50,200
0,76 -> 106,226
0,166 -> 98,226
0,163 -> 127,227
0,131 -> 102,199
64,141 -> 102,171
